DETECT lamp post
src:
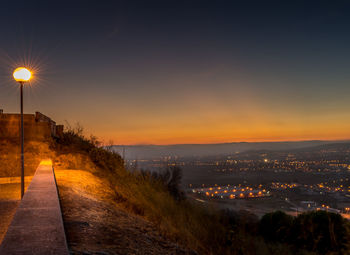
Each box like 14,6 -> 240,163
13,67 -> 32,199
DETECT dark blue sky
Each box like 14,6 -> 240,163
1,0 -> 350,144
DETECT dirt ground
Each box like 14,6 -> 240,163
0,184 -> 21,244
55,169 -> 197,255
0,200 -> 18,244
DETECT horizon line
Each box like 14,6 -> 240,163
112,138 -> 350,147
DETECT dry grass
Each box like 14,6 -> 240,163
54,169 -> 115,203
55,169 -> 196,254
0,182 -> 31,200
54,153 -> 97,172
110,171 -> 225,253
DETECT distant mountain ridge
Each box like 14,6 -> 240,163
112,140 -> 349,159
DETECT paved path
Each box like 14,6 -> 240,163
0,160 -> 69,255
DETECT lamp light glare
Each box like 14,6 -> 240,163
13,67 -> 32,82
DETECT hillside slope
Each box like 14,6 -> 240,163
55,169 -> 196,254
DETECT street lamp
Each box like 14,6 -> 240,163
13,67 -> 32,199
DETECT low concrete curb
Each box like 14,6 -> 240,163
0,160 -> 69,255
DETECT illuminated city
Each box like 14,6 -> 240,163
126,143 -> 350,218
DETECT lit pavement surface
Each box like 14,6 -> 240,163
0,160 -> 69,255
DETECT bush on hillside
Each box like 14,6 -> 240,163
89,147 -> 123,172
259,211 -> 293,243
139,166 -> 185,201
54,124 -> 96,152
259,210 -> 350,254
54,125 -> 123,173
291,211 -> 350,254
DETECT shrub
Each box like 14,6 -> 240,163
258,210 -> 350,255
259,211 -> 293,243
291,211 -> 350,254
54,124 -> 96,153
139,166 -> 185,201
54,124 -> 123,173
89,147 -> 123,172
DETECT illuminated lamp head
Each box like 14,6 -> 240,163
13,67 -> 32,82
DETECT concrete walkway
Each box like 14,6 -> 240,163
0,160 -> 69,255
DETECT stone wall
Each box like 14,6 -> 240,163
0,110 -> 62,140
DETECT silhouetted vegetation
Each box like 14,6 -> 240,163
259,211 -> 293,243
53,125 -> 123,172
259,210 -> 350,254
89,147 -> 123,172
55,124 -> 96,152
294,211 -> 350,254
139,166 -> 185,201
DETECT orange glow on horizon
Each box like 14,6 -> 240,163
59,81 -> 350,145
99,130 -> 350,145
90,102 -> 350,145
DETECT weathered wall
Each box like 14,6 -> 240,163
0,111 -> 61,141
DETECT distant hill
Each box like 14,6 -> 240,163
112,140 -> 349,159
287,142 -> 350,153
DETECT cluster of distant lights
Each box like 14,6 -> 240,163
192,185 -> 270,199
271,182 -> 298,189
268,180 -> 350,194
305,178 -> 350,193
317,204 -> 331,210
315,204 -> 342,213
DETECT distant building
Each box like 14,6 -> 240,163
300,201 -> 317,209
0,109 -> 63,140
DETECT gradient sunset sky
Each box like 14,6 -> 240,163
1,0 -> 350,145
